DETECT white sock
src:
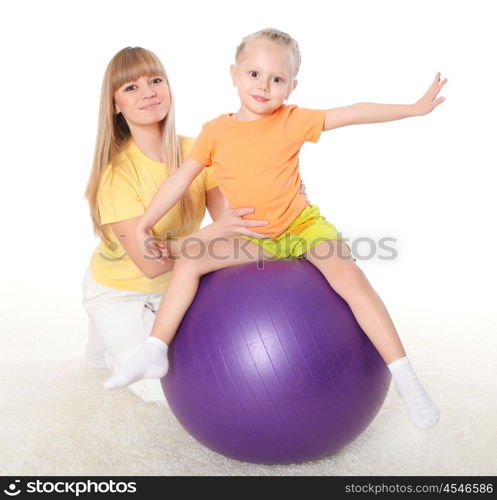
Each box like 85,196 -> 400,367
387,356 -> 440,430
103,337 -> 169,390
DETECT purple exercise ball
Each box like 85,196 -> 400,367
161,259 -> 391,465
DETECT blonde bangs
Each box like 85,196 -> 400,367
111,48 -> 166,92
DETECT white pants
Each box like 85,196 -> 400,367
81,269 -> 166,403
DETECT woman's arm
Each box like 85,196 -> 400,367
110,216 -> 172,280
324,72 -> 447,131
111,190 -> 266,278
162,187 -> 269,259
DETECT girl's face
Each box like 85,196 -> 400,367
230,39 -> 297,120
113,75 -> 170,128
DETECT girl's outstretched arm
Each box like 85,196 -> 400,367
323,72 -> 447,131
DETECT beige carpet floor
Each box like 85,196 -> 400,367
1,280 -> 496,476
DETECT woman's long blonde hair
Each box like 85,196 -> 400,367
85,47 -> 196,243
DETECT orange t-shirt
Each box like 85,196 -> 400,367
188,105 -> 326,237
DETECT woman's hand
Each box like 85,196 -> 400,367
412,72 -> 448,116
211,207 -> 269,239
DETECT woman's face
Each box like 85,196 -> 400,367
113,75 -> 170,127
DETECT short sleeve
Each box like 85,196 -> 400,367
97,167 -> 144,225
289,106 -> 326,143
187,123 -> 213,166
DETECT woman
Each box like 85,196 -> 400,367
83,47 -> 267,402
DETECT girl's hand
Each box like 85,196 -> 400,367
412,72 -> 448,116
137,225 -> 170,262
212,207 -> 269,238
152,240 -> 170,261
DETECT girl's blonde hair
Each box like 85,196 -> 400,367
235,28 -> 301,76
85,46 -> 197,243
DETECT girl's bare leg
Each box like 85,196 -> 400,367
305,240 -> 439,430
150,237 -> 270,344
104,237 -> 270,389
304,239 -> 405,364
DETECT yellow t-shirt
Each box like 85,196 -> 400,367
188,105 -> 326,238
89,136 -> 218,293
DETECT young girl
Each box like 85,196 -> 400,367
104,29 -> 446,429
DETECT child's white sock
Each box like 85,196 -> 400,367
103,337 -> 169,390
387,356 -> 440,430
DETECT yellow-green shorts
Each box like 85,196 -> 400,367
241,204 -> 352,259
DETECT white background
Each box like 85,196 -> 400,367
1,0 -> 495,347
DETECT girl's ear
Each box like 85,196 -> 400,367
230,64 -> 238,87
114,103 -> 121,115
